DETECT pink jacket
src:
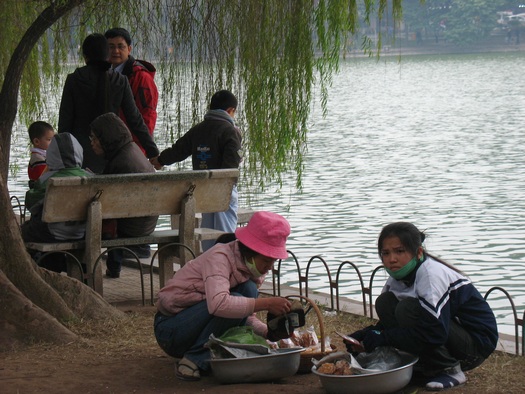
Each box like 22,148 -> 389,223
156,241 -> 267,336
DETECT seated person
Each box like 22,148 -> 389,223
89,112 -> 158,278
22,133 -> 93,272
154,211 -> 293,381
345,222 -> 498,391
27,120 -> 55,188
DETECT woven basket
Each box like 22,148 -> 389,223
285,295 -> 337,374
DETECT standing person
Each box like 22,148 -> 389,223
58,33 -> 159,174
27,121 -> 55,186
105,27 -> 158,258
154,211 -> 293,381
150,90 -> 242,252
345,222 -> 498,391
104,27 -> 158,152
89,113 -> 158,278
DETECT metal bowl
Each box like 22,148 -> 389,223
312,351 -> 418,394
209,348 -> 304,383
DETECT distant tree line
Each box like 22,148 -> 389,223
383,0 -> 523,45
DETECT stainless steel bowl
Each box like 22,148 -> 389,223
209,348 -> 304,383
312,351 -> 418,394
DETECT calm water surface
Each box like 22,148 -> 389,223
8,52 -> 525,336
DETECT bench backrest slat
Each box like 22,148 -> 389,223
42,169 -> 238,223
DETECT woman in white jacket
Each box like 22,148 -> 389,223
154,211 -> 293,381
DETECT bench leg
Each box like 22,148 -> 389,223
85,201 -> 103,295
158,244 -> 174,288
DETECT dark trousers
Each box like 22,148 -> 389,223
376,291 -> 486,374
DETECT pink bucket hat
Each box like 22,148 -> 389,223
235,211 -> 290,259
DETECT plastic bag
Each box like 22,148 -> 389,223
205,326 -> 273,359
218,326 -> 269,347
314,346 -> 403,375
355,346 -> 402,372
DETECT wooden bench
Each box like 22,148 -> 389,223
24,169 -> 240,294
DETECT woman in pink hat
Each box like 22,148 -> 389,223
154,211 -> 293,381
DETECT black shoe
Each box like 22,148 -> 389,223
105,269 -> 120,279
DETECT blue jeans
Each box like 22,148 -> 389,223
153,279 -> 258,371
201,185 -> 238,252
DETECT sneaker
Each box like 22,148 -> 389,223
425,364 -> 466,391
105,269 -> 120,279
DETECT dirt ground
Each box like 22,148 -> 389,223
1,304 -> 524,394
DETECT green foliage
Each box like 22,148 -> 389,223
1,0 -> 401,191
402,0 -> 510,45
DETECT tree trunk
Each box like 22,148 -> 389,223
1,171 -> 124,351
0,1 -> 124,351
0,269 -> 78,351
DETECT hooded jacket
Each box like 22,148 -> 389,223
90,113 -> 158,237
158,110 -> 242,170
58,62 -> 159,174
22,133 -> 92,242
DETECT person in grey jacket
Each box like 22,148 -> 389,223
90,112 -> 158,278
58,33 -> 158,174
22,133 -> 93,272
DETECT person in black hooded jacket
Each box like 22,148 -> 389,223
58,33 -> 159,174
90,112 -> 159,278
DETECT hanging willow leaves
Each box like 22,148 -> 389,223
1,0 -> 401,191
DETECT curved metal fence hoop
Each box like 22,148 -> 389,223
150,243 -> 196,305
365,265 -> 386,319
93,247 -> 145,306
484,286 -> 523,356
35,251 -> 85,283
272,250 -> 302,297
305,255 -> 334,310
10,195 -> 26,227
335,261 -> 366,315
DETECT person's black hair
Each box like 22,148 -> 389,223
104,27 -> 132,46
209,90 -> 237,111
82,33 -> 110,66
215,233 -> 237,245
28,121 -> 54,142
238,240 -> 260,260
378,222 -> 463,274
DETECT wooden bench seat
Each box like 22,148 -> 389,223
23,169 -> 242,294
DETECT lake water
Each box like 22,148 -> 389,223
8,51 -> 525,337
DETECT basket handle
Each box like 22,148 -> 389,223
285,295 -> 325,353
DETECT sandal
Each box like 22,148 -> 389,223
176,358 -> 201,381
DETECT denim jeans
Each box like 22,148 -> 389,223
201,185 -> 238,252
153,279 -> 258,371
376,291 -> 486,374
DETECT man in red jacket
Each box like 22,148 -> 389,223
105,28 -> 159,258
105,27 -> 158,153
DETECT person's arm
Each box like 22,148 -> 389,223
253,297 -> 291,316
157,130 -> 193,166
132,70 -> 158,134
220,126 -> 242,168
58,74 -> 74,134
120,78 -> 159,159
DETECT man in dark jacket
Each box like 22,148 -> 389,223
104,27 -> 158,152
90,112 -> 159,278
150,90 -> 242,252
58,33 -> 159,174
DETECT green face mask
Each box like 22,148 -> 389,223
385,256 -> 419,280
245,258 -> 264,278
